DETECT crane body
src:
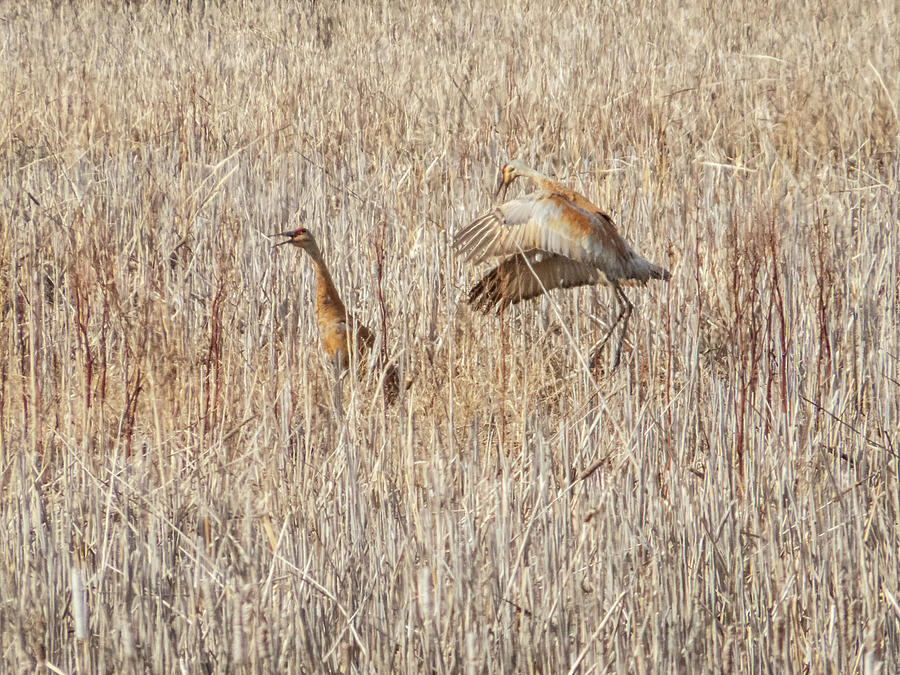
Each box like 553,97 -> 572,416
276,227 -> 397,399
455,161 -> 670,368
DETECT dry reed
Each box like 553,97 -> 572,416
1,0 -> 898,671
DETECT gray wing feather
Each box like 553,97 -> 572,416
467,253 -> 601,313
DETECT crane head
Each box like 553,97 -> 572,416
274,227 -> 315,250
495,160 -> 531,200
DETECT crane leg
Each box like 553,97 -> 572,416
331,352 -> 346,414
589,284 -> 633,371
610,285 -> 633,370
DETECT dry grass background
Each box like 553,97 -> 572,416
1,0 -> 898,671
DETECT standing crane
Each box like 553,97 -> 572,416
275,227 -> 398,401
455,161 -> 670,369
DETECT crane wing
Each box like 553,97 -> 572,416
467,253 -> 601,313
454,192 -> 626,266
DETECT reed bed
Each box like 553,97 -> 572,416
1,0 -> 898,671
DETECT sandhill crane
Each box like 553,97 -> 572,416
455,161 -> 670,369
275,227 -> 398,401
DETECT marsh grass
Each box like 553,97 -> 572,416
1,0 -> 898,671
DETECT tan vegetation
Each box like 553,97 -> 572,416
1,0 -> 898,671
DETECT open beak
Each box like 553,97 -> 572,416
272,231 -> 295,248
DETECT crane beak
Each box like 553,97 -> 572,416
272,231 -> 295,248
494,172 -> 508,200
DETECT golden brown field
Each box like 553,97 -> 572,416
2,0 -> 898,671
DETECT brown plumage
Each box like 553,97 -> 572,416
455,161 -> 670,368
276,227 -> 398,400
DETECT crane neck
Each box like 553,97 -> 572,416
520,166 -> 546,182
304,244 -> 346,317
521,167 -> 594,213
524,167 -> 562,192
